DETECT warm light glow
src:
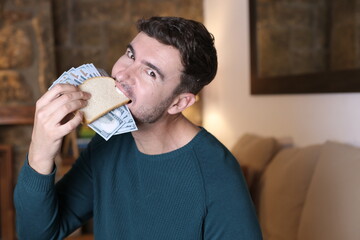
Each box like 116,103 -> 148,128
183,94 -> 202,126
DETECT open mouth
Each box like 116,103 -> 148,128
114,81 -> 132,104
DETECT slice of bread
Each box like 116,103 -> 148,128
78,76 -> 129,124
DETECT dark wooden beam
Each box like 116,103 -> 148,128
0,105 -> 35,125
0,145 -> 15,240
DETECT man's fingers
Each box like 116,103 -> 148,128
47,97 -> 88,126
58,111 -> 84,136
35,87 -> 90,124
51,90 -> 90,113
36,84 -> 80,109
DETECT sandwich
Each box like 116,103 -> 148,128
78,76 -> 129,124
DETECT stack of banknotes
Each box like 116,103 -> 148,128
49,63 -> 137,141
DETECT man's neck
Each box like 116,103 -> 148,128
131,114 -> 200,155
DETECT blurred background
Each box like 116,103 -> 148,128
0,0 -> 202,239
2,0 -> 360,239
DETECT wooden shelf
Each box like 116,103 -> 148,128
0,105 -> 35,125
0,145 -> 15,240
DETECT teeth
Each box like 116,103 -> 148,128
114,75 -> 121,82
115,87 -> 125,96
115,86 -> 131,103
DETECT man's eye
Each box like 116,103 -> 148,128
147,69 -> 156,78
126,50 -> 134,60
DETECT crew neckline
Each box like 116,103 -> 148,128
133,127 -> 206,161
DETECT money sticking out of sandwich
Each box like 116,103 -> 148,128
78,76 -> 130,124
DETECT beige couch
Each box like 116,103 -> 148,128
231,134 -> 360,240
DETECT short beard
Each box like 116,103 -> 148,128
133,93 -> 176,124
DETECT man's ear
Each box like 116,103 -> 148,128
168,93 -> 196,115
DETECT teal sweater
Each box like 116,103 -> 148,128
14,128 -> 262,239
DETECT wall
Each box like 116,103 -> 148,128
53,0 -> 203,75
203,0 -> 360,148
0,0 -> 56,177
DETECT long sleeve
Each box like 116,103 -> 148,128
197,135 -> 263,239
202,163 -> 263,239
14,150 -> 94,240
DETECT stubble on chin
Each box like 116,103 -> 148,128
131,94 -> 175,124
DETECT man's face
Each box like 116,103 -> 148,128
111,32 -> 183,124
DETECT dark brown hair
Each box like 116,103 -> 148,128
137,16 -> 218,95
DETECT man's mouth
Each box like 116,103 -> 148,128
114,80 -> 132,104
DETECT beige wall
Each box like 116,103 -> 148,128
203,0 -> 360,148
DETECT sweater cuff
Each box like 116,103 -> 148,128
19,156 -> 57,192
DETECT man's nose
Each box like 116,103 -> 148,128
114,66 -> 135,85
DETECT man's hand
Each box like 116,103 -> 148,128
28,84 -> 91,174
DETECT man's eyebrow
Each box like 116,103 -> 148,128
127,44 -> 135,56
143,61 -> 165,81
128,43 -> 165,81
127,43 -> 165,80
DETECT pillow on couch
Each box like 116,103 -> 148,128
297,141 -> 360,240
231,133 -> 278,188
257,144 -> 322,240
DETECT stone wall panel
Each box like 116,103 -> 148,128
0,0 -> 56,191
2,9 -> 32,23
72,0 -> 129,23
56,47 -> 103,73
74,23 -> 102,47
54,0 -> 203,75
0,25 -> 33,69
0,70 -> 33,104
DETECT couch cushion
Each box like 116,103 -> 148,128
297,141 -> 360,240
257,144 -> 322,240
231,133 -> 278,188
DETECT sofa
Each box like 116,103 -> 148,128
231,134 -> 360,240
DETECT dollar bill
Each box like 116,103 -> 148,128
113,106 -> 137,135
88,111 -> 125,141
49,63 -> 137,141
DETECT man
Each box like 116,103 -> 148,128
14,16 -> 262,239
